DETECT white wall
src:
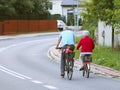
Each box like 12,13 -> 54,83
114,29 -> 120,47
104,24 -> 112,46
98,21 -> 104,45
98,21 -> 120,47
49,0 -> 63,15
98,21 -> 112,47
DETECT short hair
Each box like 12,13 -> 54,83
83,30 -> 90,36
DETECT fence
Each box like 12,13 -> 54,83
0,20 -> 57,35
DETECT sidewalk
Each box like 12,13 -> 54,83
48,46 -> 120,79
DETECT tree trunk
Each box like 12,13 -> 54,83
112,27 -> 114,49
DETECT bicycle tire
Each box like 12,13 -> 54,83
86,63 -> 90,78
82,65 -> 86,77
82,63 -> 90,78
67,60 -> 73,80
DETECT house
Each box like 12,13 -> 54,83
49,0 -> 88,26
61,0 -> 81,25
49,0 -> 81,23
48,0 -> 63,15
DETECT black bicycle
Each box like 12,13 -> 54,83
57,46 -> 75,80
82,54 -> 92,78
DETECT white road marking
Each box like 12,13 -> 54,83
31,80 -> 43,84
0,68 -> 25,79
0,65 -> 32,80
0,38 -> 59,89
44,85 -> 58,90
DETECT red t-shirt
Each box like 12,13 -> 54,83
76,36 -> 95,52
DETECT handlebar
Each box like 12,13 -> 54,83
56,47 -> 62,49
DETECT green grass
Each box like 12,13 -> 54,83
75,37 -> 120,71
92,45 -> 120,71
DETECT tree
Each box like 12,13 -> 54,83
80,0 -> 98,38
81,0 -> 120,48
13,0 -> 50,19
0,0 -> 50,20
0,0 -> 16,20
13,0 -> 34,19
31,0 -> 50,19
113,0 -> 120,28
13,0 -> 34,14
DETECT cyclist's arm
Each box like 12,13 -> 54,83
76,39 -> 82,50
91,38 -> 95,49
56,37 -> 62,49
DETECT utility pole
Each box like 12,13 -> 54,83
74,0 -> 79,31
76,0 -> 79,30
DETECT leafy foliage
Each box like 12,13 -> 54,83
0,0 -> 16,16
81,0 -> 120,28
80,0 -> 120,48
0,0 -> 50,20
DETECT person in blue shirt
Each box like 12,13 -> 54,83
56,28 -> 75,76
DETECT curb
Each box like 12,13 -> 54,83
48,46 -> 120,79
0,32 -> 59,40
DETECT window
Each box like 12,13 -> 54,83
48,2 -> 53,10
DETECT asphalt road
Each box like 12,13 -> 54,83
0,34 -> 120,90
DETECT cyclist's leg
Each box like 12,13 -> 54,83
60,45 -> 66,76
70,45 -> 75,67
79,54 -> 85,71
87,54 -> 92,69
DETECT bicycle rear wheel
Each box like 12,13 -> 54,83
86,63 -> 90,78
83,63 -> 90,78
66,60 -> 73,80
82,63 -> 89,78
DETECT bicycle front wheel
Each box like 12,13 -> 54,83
66,60 -> 74,80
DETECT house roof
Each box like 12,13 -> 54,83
61,0 -> 78,6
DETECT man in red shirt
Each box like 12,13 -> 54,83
76,31 -> 95,70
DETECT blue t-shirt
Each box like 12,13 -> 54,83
59,30 -> 75,46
